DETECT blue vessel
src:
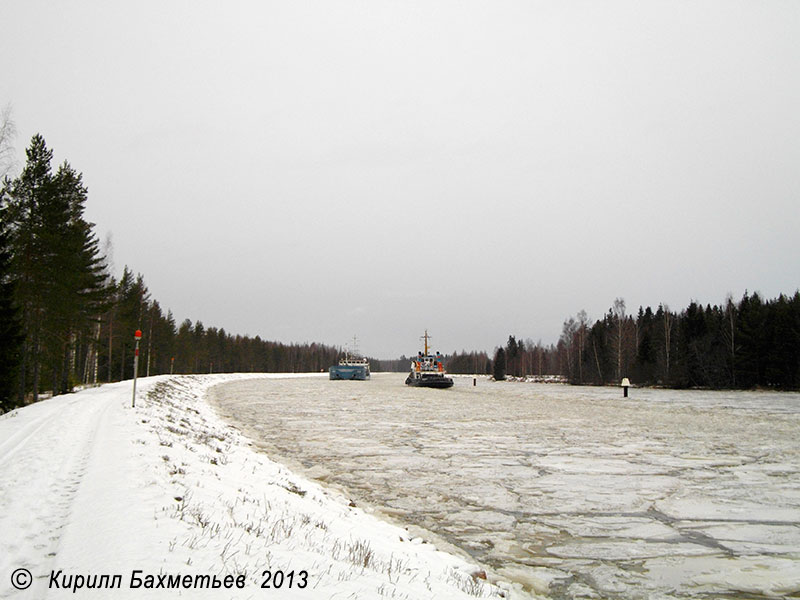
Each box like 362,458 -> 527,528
329,337 -> 370,380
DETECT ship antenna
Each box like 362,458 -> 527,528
421,330 -> 431,355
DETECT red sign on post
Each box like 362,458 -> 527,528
132,330 -> 143,407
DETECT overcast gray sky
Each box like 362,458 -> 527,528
2,1 -> 798,358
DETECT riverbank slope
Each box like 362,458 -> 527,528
0,374 -> 528,599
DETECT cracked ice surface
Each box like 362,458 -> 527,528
210,374 -> 800,598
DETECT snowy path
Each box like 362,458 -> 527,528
1,375 -> 522,599
1,383 -> 124,588
0,379 -> 172,598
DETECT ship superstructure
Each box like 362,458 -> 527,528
329,336 -> 370,381
405,330 -> 454,388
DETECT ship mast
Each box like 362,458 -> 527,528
421,329 -> 431,355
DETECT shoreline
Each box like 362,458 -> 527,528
207,378 -> 489,573
0,374 -> 532,599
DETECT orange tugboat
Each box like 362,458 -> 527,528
405,330 -> 454,389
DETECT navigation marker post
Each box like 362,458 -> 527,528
132,329 -> 142,408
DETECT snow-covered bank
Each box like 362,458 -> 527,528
0,374 -> 525,599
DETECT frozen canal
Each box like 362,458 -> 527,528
210,374 -> 800,598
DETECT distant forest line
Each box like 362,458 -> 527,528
0,133 -> 366,412
1,130 -> 799,413
432,292 -> 800,391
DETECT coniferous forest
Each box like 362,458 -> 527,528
0,134 -> 352,412
554,295 -> 800,390
1,132 -> 799,412
485,295 -> 800,391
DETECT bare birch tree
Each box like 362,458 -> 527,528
561,317 -> 577,381
612,297 -> 626,381
662,303 -> 673,383
576,309 -> 588,383
724,295 -> 737,386
0,104 -> 17,179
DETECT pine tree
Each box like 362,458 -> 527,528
1,134 -> 54,402
0,135 -> 110,398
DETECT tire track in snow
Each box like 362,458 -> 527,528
0,392 -> 115,599
0,405 -> 67,463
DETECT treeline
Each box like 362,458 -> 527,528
380,351 -> 494,375
384,344 -> 560,378
446,344 -> 563,378
95,267 -> 348,385
3,131 -> 797,407
0,134 -> 355,412
555,295 -> 800,390
490,294 -> 800,390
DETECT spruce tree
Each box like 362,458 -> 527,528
111,268 -> 149,380
493,347 -> 507,380
0,209 -> 24,411
46,162 -> 109,393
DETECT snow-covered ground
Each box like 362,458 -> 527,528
0,374 -> 524,599
211,374 -> 800,599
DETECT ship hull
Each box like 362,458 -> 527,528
405,374 -> 454,388
329,365 -> 370,380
